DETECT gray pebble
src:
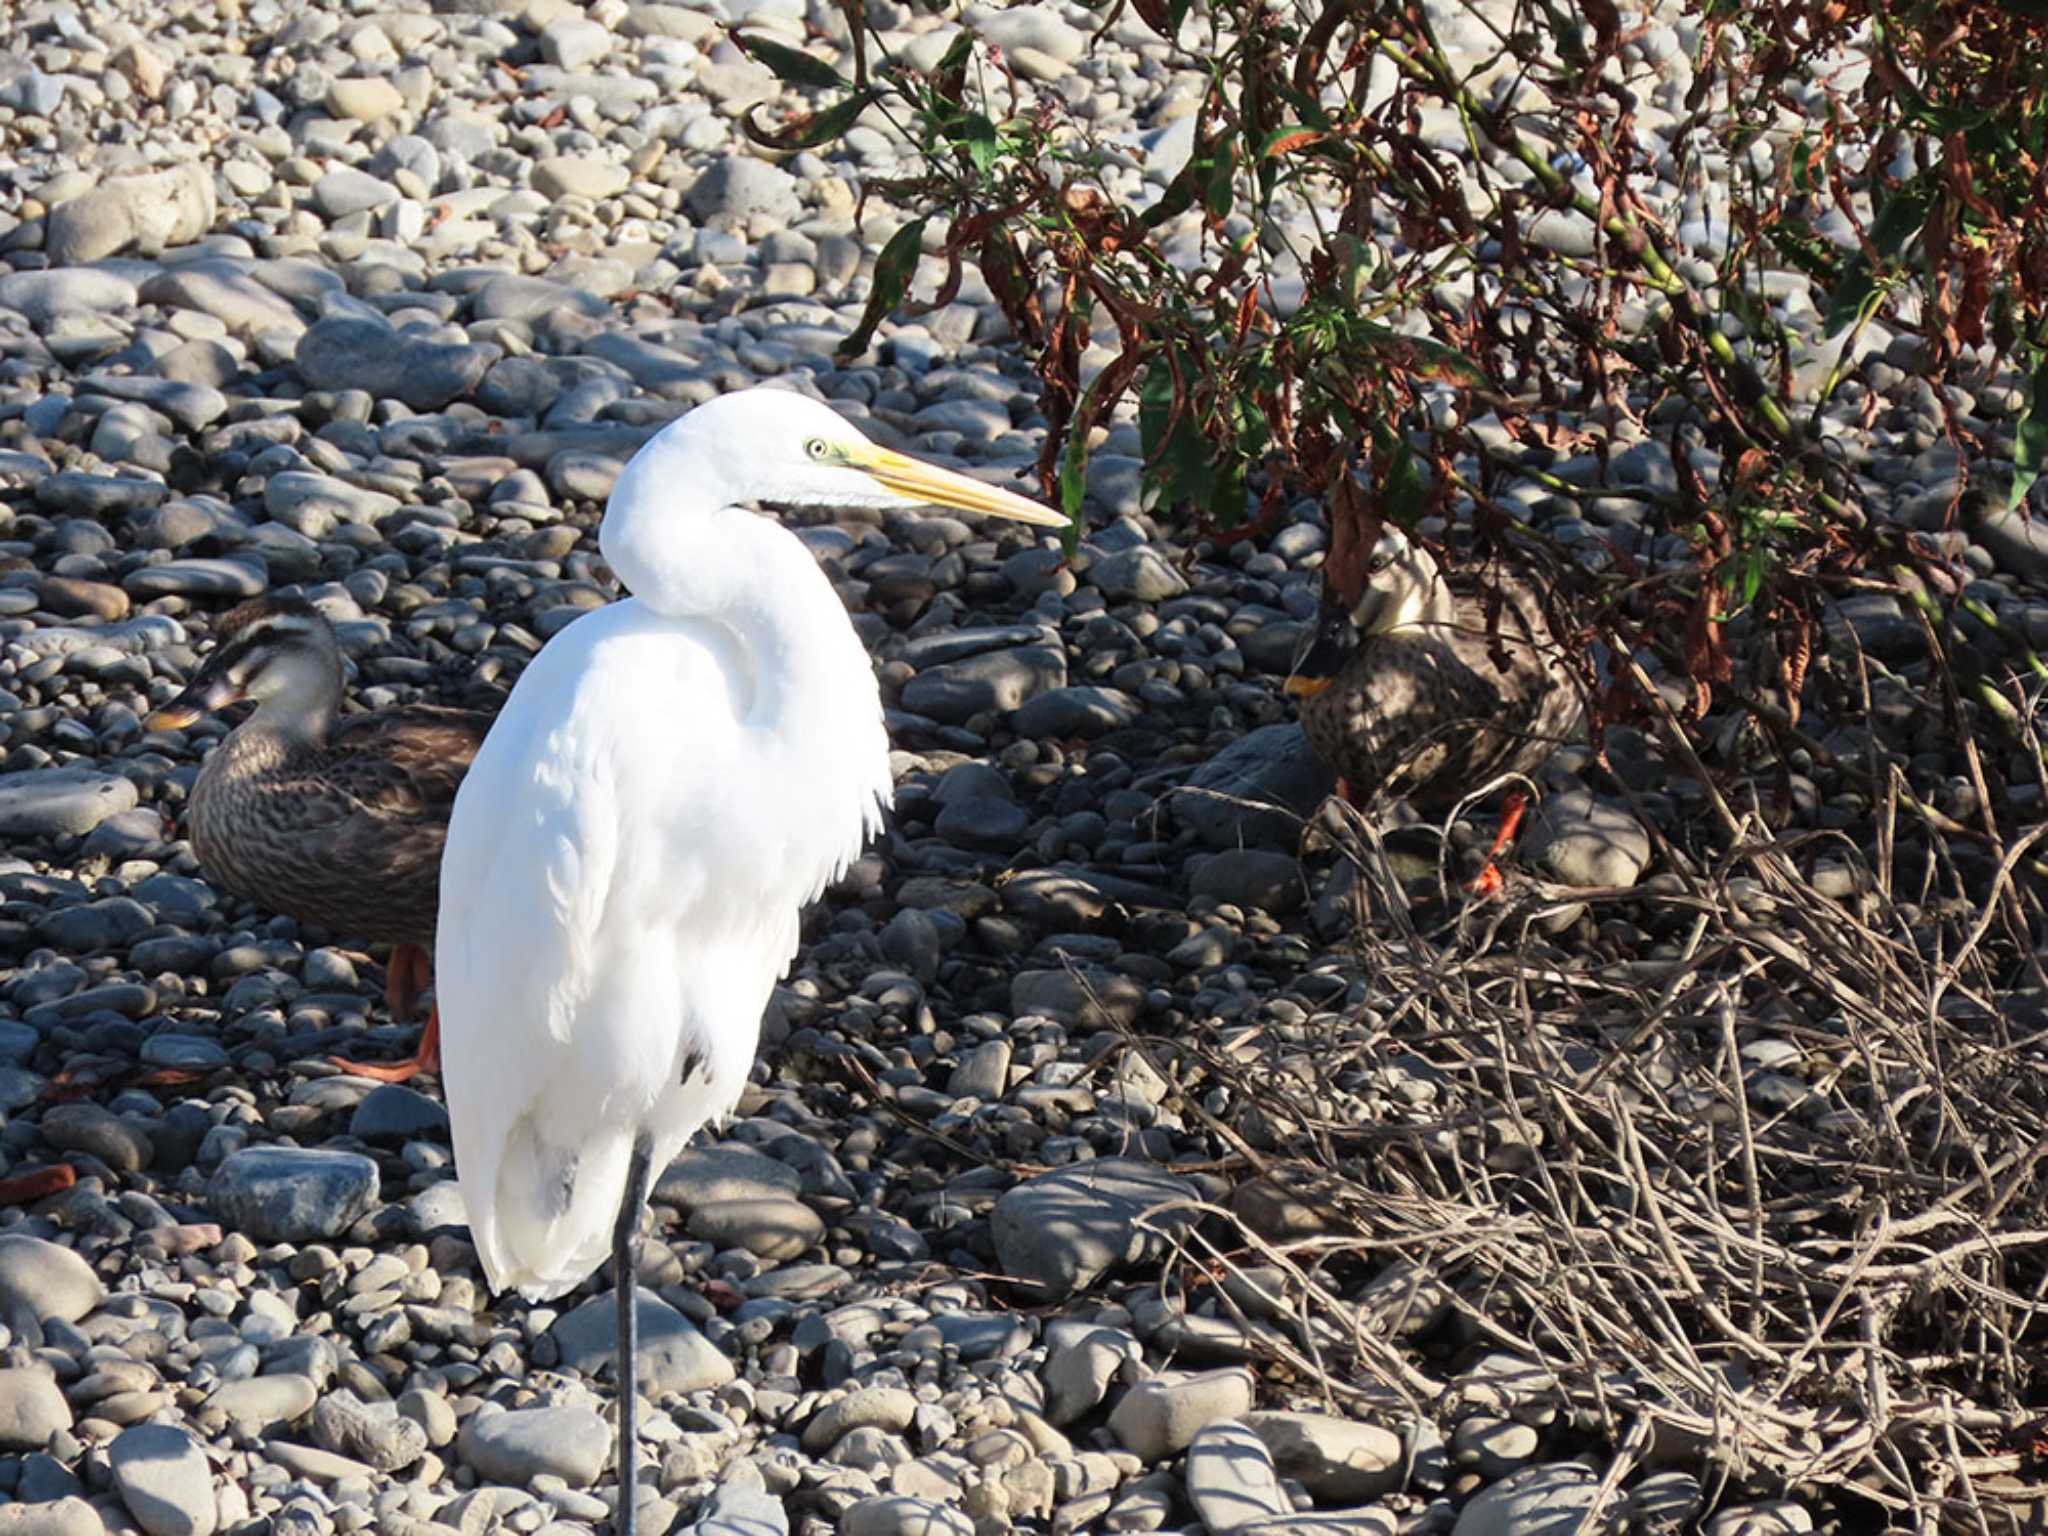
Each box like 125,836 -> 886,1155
686,1197 -> 823,1261
456,1404 -> 610,1489
1449,1462 -> 1607,1536
312,1389 -> 428,1472
0,1500 -> 107,1536
946,1038 -> 1011,1100
0,768 -> 141,837
0,1368 -> 72,1451
207,1147 -> 380,1242
348,1084 -> 450,1144
655,1142 -> 803,1208
550,1287 -> 736,1395
1013,685 -> 1142,739
900,645 -> 1066,723
992,1159 -> 1197,1300
684,155 -> 801,225
1186,1421 -> 1291,1532
1244,1412 -> 1402,1502
1523,789 -> 1651,888
1108,1368 -> 1256,1463
1702,1504 -> 1812,1536
108,1424 -> 216,1536
294,315 -> 496,412
1625,1471 -> 1701,1534
0,268 -> 139,323
839,1497 -> 973,1536
1189,849 -> 1304,914
1177,725 -> 1334,849
1008,967 -> 1144,1028
1090,546 -> 1188,602
124,559 -> 267,600
0,1235 -> 104,1326
206,1374 -> 318,1437
1043,1327 -> 1141,1425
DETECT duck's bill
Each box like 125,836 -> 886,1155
146,679 -> 241,731
859,448 -> 1068,527
1283,675 -> 1335,699
145,704 -> 204,731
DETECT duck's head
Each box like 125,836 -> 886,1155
146,594 -> 345,732
1285,527 -> 1445,699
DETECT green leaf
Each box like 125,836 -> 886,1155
734,32 -> 845,91
1059,426 -> 1090,546
1820,184 -> 1930,336
1344,319 -> 1490,388
1138,355 -> 1177,453
931,27 -> 975,82
2011,356 -> 2048,512
1869,185 -> 1930,259
1138,357 -> 1210,512
834,219 -> 927,362
1064,428 -> 1097,524
1820,260 -> 1878,338
742,89 -> 875,151
1142,147 -> 1206,229
1788,136 -> 1819,194
1374,423 -> 1424,529
1736,547 -> 1765,608
1258,126 -> 1327,160
959,111 -> 999,173
1205,453 -> 1247,526
1204,141 -> 1236,221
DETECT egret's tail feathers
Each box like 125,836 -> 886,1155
476,1117 -> 634,1302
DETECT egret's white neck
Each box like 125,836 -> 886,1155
599,455 -> 880,746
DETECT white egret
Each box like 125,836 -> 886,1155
435,387 -> 1065,1533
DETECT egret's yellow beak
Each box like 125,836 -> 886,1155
856,447 -> 1068,527
145,704 -> 205,731
1283,676 -> 1335,699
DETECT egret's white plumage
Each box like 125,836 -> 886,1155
434,387 -> 1062,1529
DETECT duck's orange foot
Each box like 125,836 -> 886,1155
330,1008 -> 441,1083
1460,789 -> 1530,898
1461,862 -> 1507,899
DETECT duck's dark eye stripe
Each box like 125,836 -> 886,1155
231,616 -> 313,646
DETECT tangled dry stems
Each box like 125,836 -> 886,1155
1126,720 -> 2048,1528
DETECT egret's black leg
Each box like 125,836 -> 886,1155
613,1135 -> 654,1536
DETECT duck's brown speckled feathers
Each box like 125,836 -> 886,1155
188,705 -> 489,944
1295,530 -> 1581,810
158,594 -> 490,946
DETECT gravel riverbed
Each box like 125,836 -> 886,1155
0,2 -> 2038,1535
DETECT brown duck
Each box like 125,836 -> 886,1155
1286,526 -> 1582,893
148,595 -> 491,1079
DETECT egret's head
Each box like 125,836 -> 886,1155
614,387 -> 1067,525
145,594 -> 343,731
1283,527 -> 1445,700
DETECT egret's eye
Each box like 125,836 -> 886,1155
805,438 -> 829,461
